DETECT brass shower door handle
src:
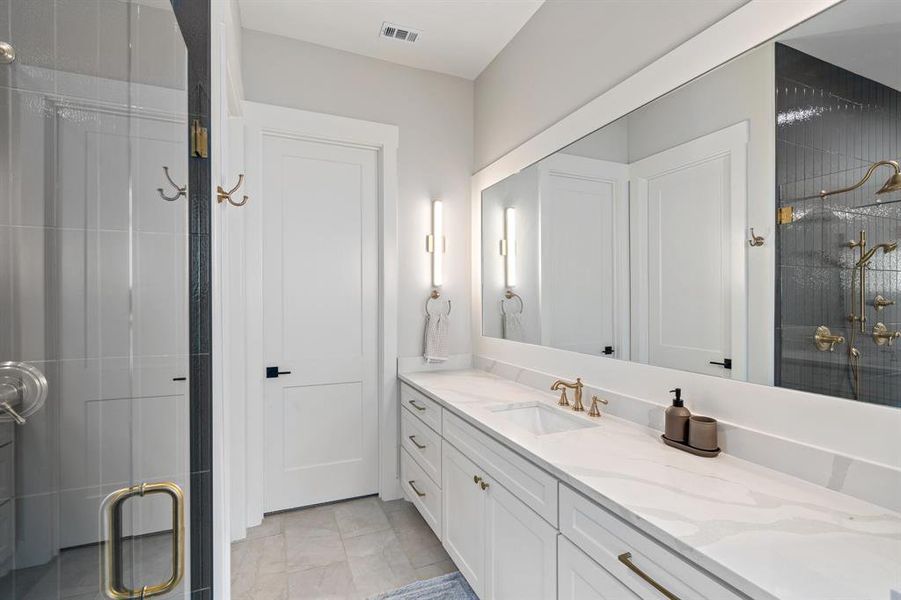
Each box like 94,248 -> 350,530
103,481 -> 185,599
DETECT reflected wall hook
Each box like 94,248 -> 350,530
217,174 -> 248,207
748,227 -> 765,247
157,166 -> 186,201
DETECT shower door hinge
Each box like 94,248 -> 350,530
777,206 -> 794,225
191,119 -> 208,159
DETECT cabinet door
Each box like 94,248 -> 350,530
442,443 -> 486,597
484,478 -> 557,600
559,536 -> 640,600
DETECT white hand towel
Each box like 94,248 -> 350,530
424,312 -> 449,363
503,311 -> 524,342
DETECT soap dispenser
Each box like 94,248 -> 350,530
664,388 -> 691,443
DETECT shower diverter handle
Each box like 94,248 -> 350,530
0,362 -> 49,425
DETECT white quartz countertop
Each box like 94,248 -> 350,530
399,369 -> 901,600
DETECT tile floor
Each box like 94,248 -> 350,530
231,496 -> 457,600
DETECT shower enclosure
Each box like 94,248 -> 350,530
0,1 -> 210,598
776,43 -> 901,407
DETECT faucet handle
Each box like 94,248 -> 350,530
873,322 -> 901,346
588,395 -> 608,418
557,388 -> 569,407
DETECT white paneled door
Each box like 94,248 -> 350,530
629,123 -> 748,379
260,134 -> 379,512
538,155 -> 629,358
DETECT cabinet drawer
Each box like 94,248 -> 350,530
401,383 -> 442,433
443,411 -> 558,526
559,535 -> 639,600
560,485 -> 745,600
401,408 -> 441,484
401,447 -> 442,539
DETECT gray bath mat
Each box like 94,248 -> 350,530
370,572 -> 478,600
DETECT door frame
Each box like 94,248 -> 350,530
242,101 -> 399,530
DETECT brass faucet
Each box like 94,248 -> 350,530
551,378 -> 584,411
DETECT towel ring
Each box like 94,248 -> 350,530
426,289 -> 452,316
500,290 -> 523,315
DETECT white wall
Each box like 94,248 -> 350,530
559,118 -> 629,163
242,31 -> 474,362
473,0 -> 747,170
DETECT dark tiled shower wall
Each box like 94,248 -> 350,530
776,44 -> 900,407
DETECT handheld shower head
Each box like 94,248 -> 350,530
855,241 -> 898,267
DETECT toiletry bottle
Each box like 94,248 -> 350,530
664,388 -> 691,443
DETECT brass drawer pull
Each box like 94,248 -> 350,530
408,480 -> 426,497
408,435 -> 426,450
408,400 -> 426,411
618,552 -> 681,600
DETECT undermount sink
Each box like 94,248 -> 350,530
490,402 -> 597,436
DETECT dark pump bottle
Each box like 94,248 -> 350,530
664,388 -> 691,443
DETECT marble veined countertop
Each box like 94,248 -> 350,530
399,369 -> 901,600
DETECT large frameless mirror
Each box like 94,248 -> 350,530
481,0 -> 900,407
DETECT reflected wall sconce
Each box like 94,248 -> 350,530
426,199 -> 445,288
500,207 -> 517,288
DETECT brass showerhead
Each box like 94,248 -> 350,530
876,169 -> 901,195
821,160 -> 901,199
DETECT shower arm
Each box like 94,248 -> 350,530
820,160 -> 900,199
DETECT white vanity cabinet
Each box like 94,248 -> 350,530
442,442 -> 487,594
442,441 -> 557,600
399,381 -> 746,600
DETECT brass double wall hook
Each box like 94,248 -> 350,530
157,166 -> 186,202
217,174 -> 248,207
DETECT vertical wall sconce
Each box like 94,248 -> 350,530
427,199 -> 445,288
500,207 -> 517,288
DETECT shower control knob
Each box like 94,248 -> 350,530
0,361 -> 48,424
872,323 -> 901,346
0,41 -> 15,65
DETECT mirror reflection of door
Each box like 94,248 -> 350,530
630,123 -> 748,379
539,155 -> 629,357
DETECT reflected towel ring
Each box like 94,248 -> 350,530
426,289 -> 452,316
500,290 -> 523,315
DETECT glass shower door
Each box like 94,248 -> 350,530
0,1 -> 191,598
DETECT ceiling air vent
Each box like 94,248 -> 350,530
380,22 -> 420,43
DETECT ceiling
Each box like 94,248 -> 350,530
778,0 -> 901,91
237,0 -> 544,80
